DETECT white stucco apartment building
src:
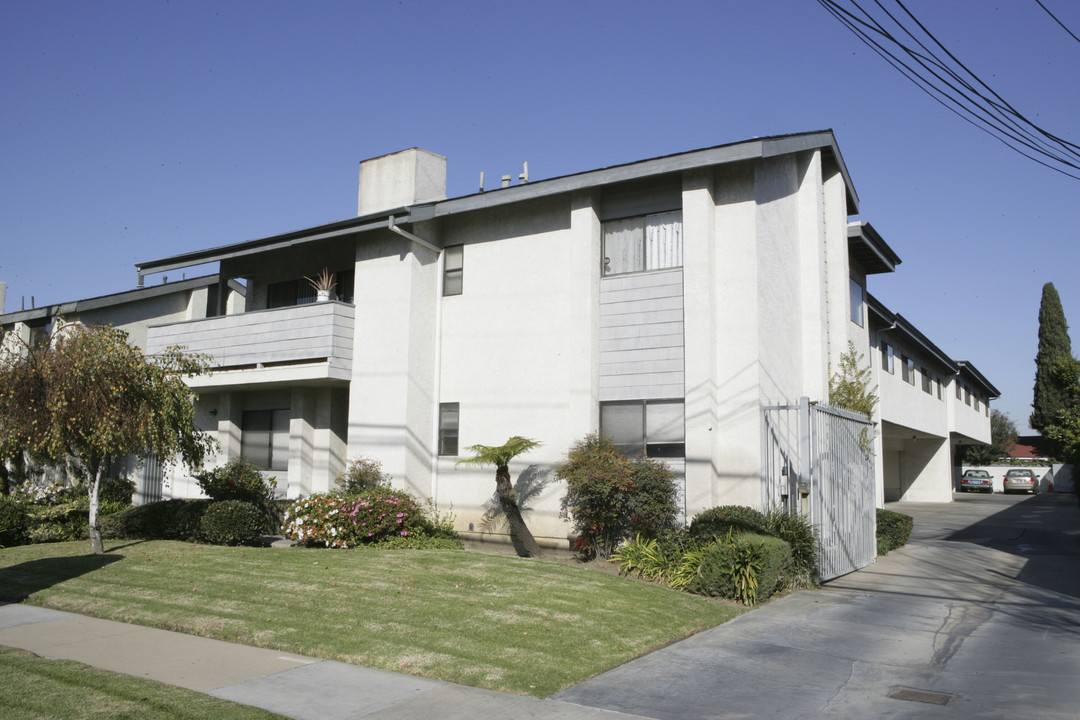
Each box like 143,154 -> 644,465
2,131 -> 997,549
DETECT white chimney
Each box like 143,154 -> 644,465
357,148 -> 447,216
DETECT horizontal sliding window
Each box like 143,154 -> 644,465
600,399 -> 685,458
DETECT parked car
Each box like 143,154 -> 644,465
960,469 -> 993,493
1003,468 -> 1040,494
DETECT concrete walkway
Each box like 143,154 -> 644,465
0,602 -> 648,719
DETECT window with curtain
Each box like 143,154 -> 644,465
602,210 -> 682,276
241,409 -> 290,471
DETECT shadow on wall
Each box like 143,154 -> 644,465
478,465 -> 554,554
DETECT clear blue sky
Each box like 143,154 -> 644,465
3,0 -> 1078,433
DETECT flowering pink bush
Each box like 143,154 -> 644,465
283,490 -> 420,548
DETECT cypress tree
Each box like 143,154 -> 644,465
1030,282 -> 1073,432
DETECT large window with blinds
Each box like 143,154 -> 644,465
600,399 -> 685,458
602,210 -> 682,276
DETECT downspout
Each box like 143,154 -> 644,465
388,215 -> 441,254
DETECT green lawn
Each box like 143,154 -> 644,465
0,540 -> 742,697
0,645 -> 289,720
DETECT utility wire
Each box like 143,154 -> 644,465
1036,0 -> 1080,46
818,0 -> 1080,180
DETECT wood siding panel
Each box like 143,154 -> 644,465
599,269 -> 684,401
146,303 -> 354,370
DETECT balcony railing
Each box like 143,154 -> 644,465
146,302 -> 354,375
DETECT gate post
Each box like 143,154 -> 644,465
798,396 -> 812,517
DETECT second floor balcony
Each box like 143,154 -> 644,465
146,301 -> 354,389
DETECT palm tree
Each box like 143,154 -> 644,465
457,436 -> 544,558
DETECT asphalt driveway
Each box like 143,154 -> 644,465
554,492 -> 1080,719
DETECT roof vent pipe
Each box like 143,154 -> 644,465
519,161 -> 529,184
501,175 -> 511,188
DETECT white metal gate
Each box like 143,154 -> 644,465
762,397 -> 876,581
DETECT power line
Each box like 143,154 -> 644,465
1036,0 -> 1080,46
818,0 -> 1080,180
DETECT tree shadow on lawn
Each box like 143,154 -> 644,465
0,550 -> 125,603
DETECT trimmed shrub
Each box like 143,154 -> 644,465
335,456 -> 392,495
99,477 -> 136,506
199,501 -> 266,546
876,509 -> 913,556
283,489 -> 424,548
762,506 -> 818,586
194,459 -> 277,508
0,496 -> 30,548
100,499 -> 213,540
24,497 -> 129,544
557,434 -> 680,560
688,533 -> 793,606
374,532 -> 464,550
688,505 -> 768,542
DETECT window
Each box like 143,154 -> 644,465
956,382 -> 962,400
974,396 -> 980,412
880,341 -> 894,374
937,379 -> 943,400
921,367 -> 932,394
964,387 -> 971,406
438,402 -> 459,455
600,399 -> 685,458
443,246 -> 463,296
602,210 -> 682,276
850,278 -> 864,326
901,355 -> 915,385
241,409 -> 290,471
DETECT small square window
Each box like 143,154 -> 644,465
444,246 -> 463,296
439,402 -> 459,456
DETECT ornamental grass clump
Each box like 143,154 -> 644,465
283,490 -> 422,548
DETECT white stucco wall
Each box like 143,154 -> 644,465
435,195 -> 592,545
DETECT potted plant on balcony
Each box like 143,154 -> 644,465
305,268 -> 337,302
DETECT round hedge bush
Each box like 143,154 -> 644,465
688,533 -> 793,605
198,500 -> 266,546
688,505 -> 768,542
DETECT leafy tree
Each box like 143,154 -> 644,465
961,409 -> 1018,465
828,341 -> 878,452
828,341 -> 878,419
0,324 -> 215,554
456,436 -> 544,558
1042,357 -> 1080,464
1030,282 -> 1073,433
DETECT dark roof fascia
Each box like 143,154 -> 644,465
134,131 -> 859,276
867,294 -> 957,373
848,221 -> 901,274
135,209 -> 411,277
956,360 -> 1000,399
432,130 -> 859,218
0,275 -> 221,326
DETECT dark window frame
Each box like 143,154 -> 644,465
438,402 -> 459,456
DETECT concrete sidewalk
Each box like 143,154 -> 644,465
0,603 -> 648,720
